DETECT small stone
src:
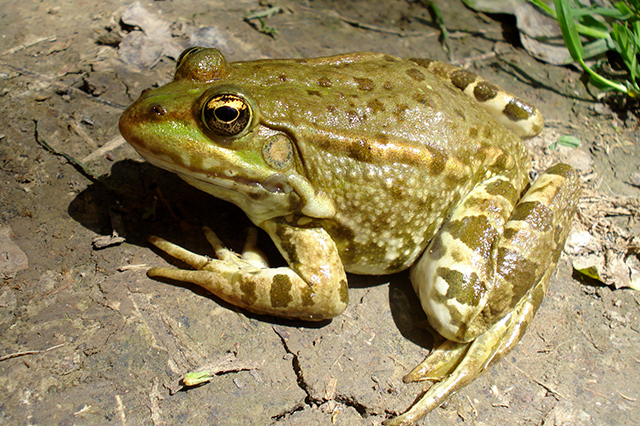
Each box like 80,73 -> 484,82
0,226 -> 29,279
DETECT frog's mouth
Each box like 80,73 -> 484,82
132,143 -> 334,221
131,145 -> 307,224
133,145 -> 292,194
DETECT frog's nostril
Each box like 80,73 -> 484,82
151,105 -> 166,116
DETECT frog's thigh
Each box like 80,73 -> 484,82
411,164 -> 580,343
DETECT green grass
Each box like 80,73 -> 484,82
530,0 -> 640,97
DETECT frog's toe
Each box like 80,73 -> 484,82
239,227 -> 269,268
402,339 -> 469,383
147,235 -> 211,270
386,313 -> 513,425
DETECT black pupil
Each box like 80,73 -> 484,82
215,106 -> 239,123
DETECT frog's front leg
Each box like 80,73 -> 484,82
147,220 -> 349,321
387,164 -> 580,425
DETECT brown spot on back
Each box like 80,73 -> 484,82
367,98 -> 385,114
346,139 -> 375,162
346,110 -> 362,124
307,90 -> 322,97
453,108 -> 466,120
383,81 -> 393,90
414,93 -> 435,109
408,58 -> 433,68
353,77 -> 375,91
406,68 -> 426,82
318,77 -> 332,87
394,104 -> 410,120
425,147 -> 447,175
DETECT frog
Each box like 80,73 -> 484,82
119,47 -> 580,425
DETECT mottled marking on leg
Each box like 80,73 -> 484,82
485,177 -> 518,202
437,267 -> 484,308
270,274 -> 293,308
300,284 -> 315,307
450,247 -> 466,263
446,215 -> 497,260
339,279 -> 349,304
450,69 -> 478,91
427,232 -> 447,260
473,81 -> 499,102
460,196 -> 507,219
546,163 -> 578,179
273,222 -> 301,265
509,201 -> 553,233
497,247 -> 542,309
240,277 -> 258,306
503,98 -> 537,122
525,178 -> 557,198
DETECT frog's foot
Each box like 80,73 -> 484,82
147,225 -> 348,321
384,270 -> 547,425
409,58 -> 543,139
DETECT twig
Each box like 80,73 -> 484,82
424,1 -> 451,57
0,343 -> 64,362
115,394 -> 126,425
69,115 -> 98,148
0,35 -> 57,57
81,135 -> 128,163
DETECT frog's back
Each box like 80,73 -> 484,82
229,52 -> 526,160
227,53 -> 532,274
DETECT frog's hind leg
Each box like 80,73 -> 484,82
385,283 -> 544,425
410,58 -> 543,139
389,163 -> 580,425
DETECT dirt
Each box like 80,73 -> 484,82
1,1 -> 639,425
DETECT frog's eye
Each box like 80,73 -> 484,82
201,93 -> 254,138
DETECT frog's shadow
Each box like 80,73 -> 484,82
68,159 -> 434,347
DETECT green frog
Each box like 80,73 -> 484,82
119,47 -> 580,425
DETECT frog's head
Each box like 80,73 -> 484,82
119,47 -> 335,225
